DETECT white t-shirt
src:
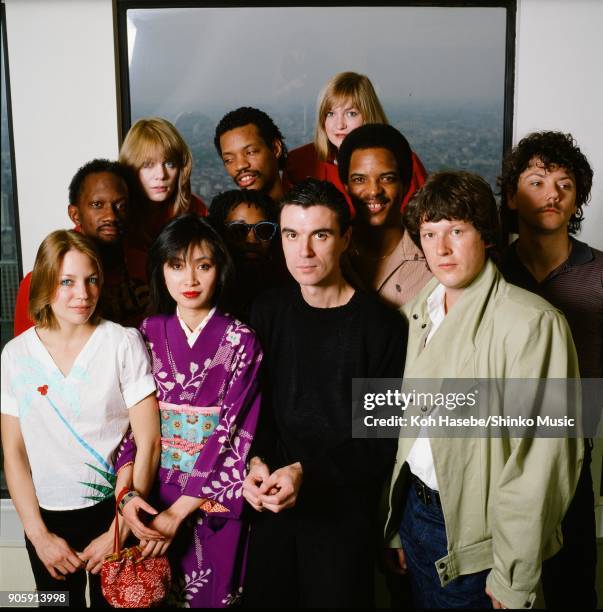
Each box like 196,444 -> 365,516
0,319 -> 155,510
406,283 -> 446,491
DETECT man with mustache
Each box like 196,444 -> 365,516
338,124 -> 432,308
214,107 -> 287,201
499,131 -> 602,609
14,159 -> 149,333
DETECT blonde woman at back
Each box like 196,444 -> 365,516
120,117 -> 207,250
285,71 -> 427,211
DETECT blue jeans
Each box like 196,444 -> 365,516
399,481 -> 491,609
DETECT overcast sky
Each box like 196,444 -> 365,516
128,6 -> 507,119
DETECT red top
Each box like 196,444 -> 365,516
13,271 -> 33,337
143,192 -> 208,245
284,142 -> 427,213
191,193 -> 208,217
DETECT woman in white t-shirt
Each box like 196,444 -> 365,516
1,230 -> 161,607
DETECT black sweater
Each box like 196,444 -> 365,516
249,285 -> 408,507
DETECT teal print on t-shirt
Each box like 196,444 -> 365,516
43,390 -> 116,502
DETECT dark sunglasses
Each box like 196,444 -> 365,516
225,221 -> 278,242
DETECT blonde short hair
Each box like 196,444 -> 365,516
315,72 -> 389,161
119,117 -> 193,217
29,230 -> 104,329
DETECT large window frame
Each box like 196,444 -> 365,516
116,0 -> 517,181
1,1 -> 22,346
1,1 -> 23,508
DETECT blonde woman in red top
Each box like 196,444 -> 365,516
285,72 -> 427,212
120,117 -> 207,251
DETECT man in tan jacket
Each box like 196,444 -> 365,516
384,171 -> 583,609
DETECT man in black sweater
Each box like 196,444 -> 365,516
242,179 -> 408,607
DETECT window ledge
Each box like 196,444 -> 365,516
0,499 -> 24,547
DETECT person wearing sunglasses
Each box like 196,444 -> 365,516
225,219 -> 279,254
208,189 -> 288,320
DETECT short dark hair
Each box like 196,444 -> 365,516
214,107 -> 288,169
337,123 -> 413,190
280,178 -> 352,235
404,171 -> 501,258
208,189 -> 277,234
499,131 -> 593,235
147,214 -> 234,314
68,159 -> 130,205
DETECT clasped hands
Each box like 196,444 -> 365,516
120,495 -> 183,559
242,457 -> 303,513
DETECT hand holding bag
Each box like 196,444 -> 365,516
101,500 -> 171,608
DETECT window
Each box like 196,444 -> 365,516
118,2 -> 515,199
1,2 -> 22,498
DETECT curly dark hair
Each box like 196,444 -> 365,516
68,159 -> 130,205
214,107 -> 288,170
147,214 -> 234,314
337,123 -> 413,191
208,189 -> 277,234
280,178 -> 352,235
498,131 -> 593,235
403,171 -> 501,259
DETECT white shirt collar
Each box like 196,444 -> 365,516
177,306 -> 216,348
425,283 -> 446,345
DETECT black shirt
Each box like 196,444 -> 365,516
500,238 -> 603,378
249,285 -> 408,504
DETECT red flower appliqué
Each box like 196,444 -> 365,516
37,385 -> 48,396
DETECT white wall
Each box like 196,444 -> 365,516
514,0 -> 603,249
5,0 -> 119,272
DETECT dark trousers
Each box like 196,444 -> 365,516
399,481 -> 491,610
542,441 -> 597,609
25,498 -> 114,608
243,502 -> 377,608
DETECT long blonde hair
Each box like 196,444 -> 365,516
315,72 -> 389,162
119,117 -> 193,217
29,230 -> 103,329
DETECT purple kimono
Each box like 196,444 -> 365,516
115,311 -> 262,607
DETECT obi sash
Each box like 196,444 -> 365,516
159,401 -> 220,473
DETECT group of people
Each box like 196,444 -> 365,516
1,70 -> 601,609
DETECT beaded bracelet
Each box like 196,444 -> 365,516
116,486 -> 130,506
118,490 -> 141,515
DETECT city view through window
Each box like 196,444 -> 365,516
124,5 -> 508,203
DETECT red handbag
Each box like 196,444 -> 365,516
101,502 -> 171,608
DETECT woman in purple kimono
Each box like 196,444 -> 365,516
116,214 -> 263,607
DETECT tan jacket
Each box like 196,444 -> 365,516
345,230 -> 432,308
385,260 -> 583,609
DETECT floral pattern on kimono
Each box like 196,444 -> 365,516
115,310 -> 262,607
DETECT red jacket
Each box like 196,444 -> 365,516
13,271 -> 33,337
